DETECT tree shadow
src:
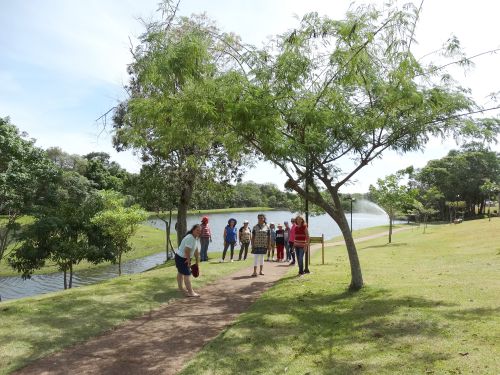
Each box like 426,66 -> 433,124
363,242 -> 408,250
181,285 -> 498,374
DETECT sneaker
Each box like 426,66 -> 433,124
230,259 -> 234,263
219,259 -> 224,263
289,261 -> 295,266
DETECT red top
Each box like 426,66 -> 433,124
294,224 -> 308,247
201,223 -> 211,238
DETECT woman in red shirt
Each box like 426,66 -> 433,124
293,215 -> 309,276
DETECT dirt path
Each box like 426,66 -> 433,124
15,227 -> 410,375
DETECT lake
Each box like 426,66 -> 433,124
0,207 -> 391,301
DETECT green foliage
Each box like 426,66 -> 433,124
414,145 -> 500,218
369,173 -> 416,242
91,191 -> 148,275
0,117 -> 60,262
83,152 -> 131,192
45,147 -> 87,175
112,12 -> 249,242
221,2 -> 496,289
8,172 -> 108,288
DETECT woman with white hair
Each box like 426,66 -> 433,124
238,219 -> 251,261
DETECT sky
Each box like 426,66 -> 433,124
1,0 -> 499,193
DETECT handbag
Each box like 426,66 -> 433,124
190,263 -> 199,278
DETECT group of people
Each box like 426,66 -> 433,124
174,213 -> 310,297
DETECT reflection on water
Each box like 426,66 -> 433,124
1,210 -> 391,301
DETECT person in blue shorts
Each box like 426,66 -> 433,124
175,224 -> 201,297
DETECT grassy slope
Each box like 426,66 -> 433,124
180,218 -> 500,375
0,224 -> 172,277
0,253 -> 252,374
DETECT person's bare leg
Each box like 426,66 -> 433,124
252,266 -> 257,276
259,265 -> 264,275
184,275 -> 199,297
177,273 -> 188,295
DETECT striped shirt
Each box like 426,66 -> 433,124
201,223 -> 211,238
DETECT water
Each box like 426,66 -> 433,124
147,209 -> 391,252
0,209 -> 391,301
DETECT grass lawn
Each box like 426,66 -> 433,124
0,252 -> 252,374
0,224 -> 172,277
180,218 -> 500,375
329,224 -> 410,242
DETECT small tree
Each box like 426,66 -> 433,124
413,186 -> 443,232
92,191 -> 148,275
137,162 -> 178,260
370,174 -> 416,243
9,172 -> 108,289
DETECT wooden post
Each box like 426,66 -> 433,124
309,235 -> 325,265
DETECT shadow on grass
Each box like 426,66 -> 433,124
180,285 -> 498,375
363,242 -> 408,250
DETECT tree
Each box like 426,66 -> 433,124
111,8 -> 246,244
224,3 -> 496,289
136,162 -> 179,260
370,174 -> 416,243
46,147 -> 87,174
83,152 -> 130,192
415,145 -> 500,217
413,186 -> 443,232
0,117 -> 59,263
9,172 -> 109,289
91,191 -> 148,276
480,179 -> 500,221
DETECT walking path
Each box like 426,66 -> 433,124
15,227 -> 410,375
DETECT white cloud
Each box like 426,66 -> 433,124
1,0 -> 499,192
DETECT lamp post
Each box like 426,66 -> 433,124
350,196 -> 356,233
304,161 -> 310,274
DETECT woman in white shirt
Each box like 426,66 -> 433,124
175,224 -> 201,297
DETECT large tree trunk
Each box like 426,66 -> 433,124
176,178 -> 195,246
63,268 -> 67,290
285,178 -> 363,290
165,218 -> 170,261
331,192 -> 363,290
69,263 -> 73,289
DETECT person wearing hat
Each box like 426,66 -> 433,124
200,216 -> 212,262
238,220 -> 251,261
267,222 -> 276,261
275,223 -> 285,262
251,213 -> 270,276
221,218 -> 238,262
